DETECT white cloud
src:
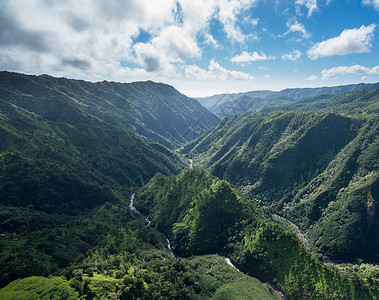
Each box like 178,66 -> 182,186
0,0 -> 183,78
250,18 -> 259,26
308,24 -> 376,60
362,0 -> 379,11
185,59 -> 254,80
321,65 -> 379,79
295,0 -> 318,17
134,26 -> 201,74
361,76 -> 368,80
305,75 -> 317,80
282,50 -> 302,61
264,74 -> 271,78
204,33 -> 220,48
281,20 -> 311,39
231,51 -> 275,64
217,0 -> 259,43
258,66 -> 268,70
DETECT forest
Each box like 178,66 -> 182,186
0,72 -> 378,299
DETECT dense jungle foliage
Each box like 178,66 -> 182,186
0,71 -> 218,148
0,72 -> 378,299
135,169 -> 379,299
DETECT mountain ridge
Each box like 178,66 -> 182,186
197,82 -> 379,118
0,71 -> 219,148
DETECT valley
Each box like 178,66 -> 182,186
0,72 -> 378,299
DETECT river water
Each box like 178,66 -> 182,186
129,193 -> 172,255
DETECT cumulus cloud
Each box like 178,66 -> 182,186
305,75 -> 317,80
217,0 -> 259,43
281,20 -> 311,39
0,0 -> 265,80
185,60 -> 254,80
231,51 -> 275,64
134,26 -> 201,74
204,33 -> 220,48
0,0 -> 181,78
282,50 -> 302,61
295,0 -> 318,17
362,0 -> 379,11
308,24 -> 376,60
321,64 -> 379,79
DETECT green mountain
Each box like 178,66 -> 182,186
0,71 -> 219,148
183,110 -> 379,262
262,88 -> 379,115
197,82 -> 379,118
1,72 -> 378,299
0,76 -> 191,287
0,175 -> 279,300
133,169 -> 379,299
136,169 -> 266,257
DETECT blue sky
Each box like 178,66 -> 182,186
0,0 -> 378,97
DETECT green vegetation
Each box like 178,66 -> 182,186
136,169 -> 266,257
1,72 -> 378,299
183,110 -> 378,261
0,71 -> 219,148
134,169 -> 379,299
197,83 -> 379,118
235,222 -> 379,299
0,276 -> 79,299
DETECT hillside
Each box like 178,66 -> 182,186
0,78 -> 190,288
133,169 -> 379,299
0,72 -> 219,148
136,169 -> 266,257
197,82 -> 379,118
183,111 -> 379,262
0,73 -> 378,299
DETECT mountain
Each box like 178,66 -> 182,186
136,168 -> 266,257
0,71 -> 219,148
1,73 -> 378,299
262,88 -> 379,115
0,169 -> 278,300
183,109 -> 379,262
197,82 -> 379,118
133,169 -> 379,299
0,75 -> 192,288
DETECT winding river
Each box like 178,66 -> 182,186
129,193 -> 173,255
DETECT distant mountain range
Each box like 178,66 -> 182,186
197,82 -> 379,118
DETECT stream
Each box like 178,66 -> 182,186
130,194 -> 288,298
129,193 -> 172,255
273,214 -> 309,249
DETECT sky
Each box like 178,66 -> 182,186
0,0 -> 378,97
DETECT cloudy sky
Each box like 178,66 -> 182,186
1,0 -> 378,97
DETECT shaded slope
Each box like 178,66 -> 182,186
0,98 -> 185,215
0,71 -> 219,148
135,169 -> 264,257
134,169 -> 379,299
0,95 -> 186,286
183,111 -> 379,261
